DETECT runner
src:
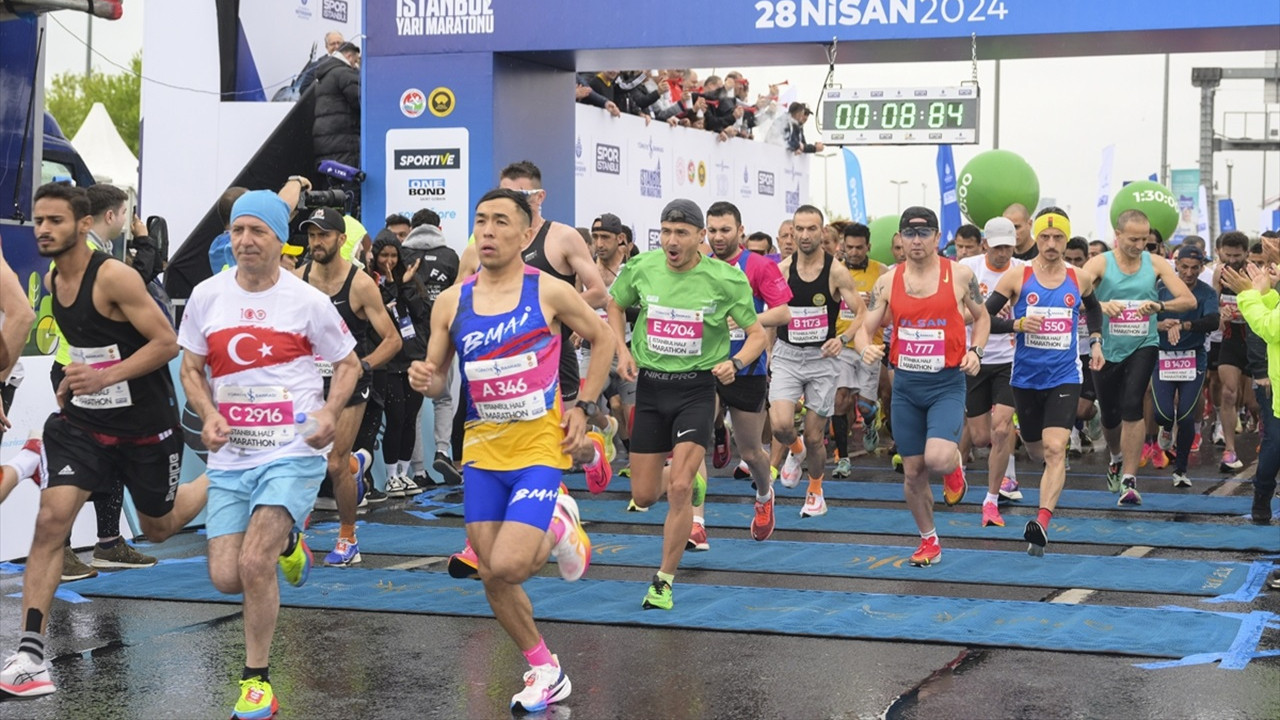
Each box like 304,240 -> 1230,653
1,182 -> 208,699
952,224 -> 982,260
852,206 -> 988,567
771,205 -> 863,518
1082,208 -> 1195,505
1063,237 -> 1100,454
958,217 -> 1024,528
984,207 -> 1103,556
704,201 -> 792,541
832,222 -> 885,477
409,188 -> 613,713
295,207 -> 401,564
1210,232 -> 1253,473
580,213 -> 632,459
1003,203 -> 1037,261
610,198 -> 765,609
1152,246 -> 1218,487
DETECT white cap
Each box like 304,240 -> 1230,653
983,216 -> 1017,247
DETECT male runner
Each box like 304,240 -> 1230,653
1211,231 -> 1253,472
771,206 -> 863,518
952,224 -> 982,260
295,207 -> 400,564
610,198 -> 765,609
776,219 -> 796,260
984,208 -> 1104,555
179,181 -> 360,719
1063,237 -> 1100,453
704,201 -> 792,541
1083,209 -> 1195,505
410,188 -> 612,713
1004,203 -> 1037,261
581,213 -> 632,456
853,206 -> 988,567
958,216 -> 1024,528
832,222 -> 886,476
1,183 -> 208,699
1153,246 -> 1218,486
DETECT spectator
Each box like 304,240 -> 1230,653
324,31 -> 344,54
783,102 -> 824,154
620,224 -> 640,258
777,219 -> 796,259
385,214 -> 411,242
576,72 -> 621,117
312,42 -> 361,170
85,184 -> 128,258
614,71 -> 663,118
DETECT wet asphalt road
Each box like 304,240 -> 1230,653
1,440 -> 1278,720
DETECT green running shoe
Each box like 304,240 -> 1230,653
278,529 -> 312,587
691,472 -> 706,508
642,574 -> 673,610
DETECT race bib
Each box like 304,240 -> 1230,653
69,344 -> 133,409
838,298 -> 856,323
465,351 -> 555,422
788,305 -> 829,344
1158,350 -> 1197,382
729,327 -> 746,342
1026,307 -> 1074,351
314,356 -> 334,377
1076,314 -> 1090,348
647,304 -> 703,356
1221,294 -> 1243,323
217,385 -> 295,451
895,327 -> 945,373
1108,301 -> 1150,337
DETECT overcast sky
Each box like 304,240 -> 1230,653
41,3 -> 1278,236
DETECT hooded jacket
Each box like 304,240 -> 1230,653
370,231 -> 429,371
401,223 -> 460,303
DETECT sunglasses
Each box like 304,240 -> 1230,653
513,188 -> 545,197
900,227 -> 938,240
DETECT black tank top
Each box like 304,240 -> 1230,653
520,219 -> 580,399
777,252 -> 840,348
304,263 -> 373,354
52,251 -> 178,436
523,220 -> 576,286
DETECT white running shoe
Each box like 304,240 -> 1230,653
0,652 -> 55,697
510,657 -> 571,713
780,442 -> 806,488
551,493 -> 591,581
800,492 -> 827,517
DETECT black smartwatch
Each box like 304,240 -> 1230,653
968,345 -> 984,360
359,359 -> 372,375
574,399 -> 600,417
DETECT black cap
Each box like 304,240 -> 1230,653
899,206 -> 939,231
592,213 -> 623,235
788,101 -> 811,116
660,199 -> 704,229
337,42 -> 360,55
1175,245 -> 1205,263
300,207 -> 345,233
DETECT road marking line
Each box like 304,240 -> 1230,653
1049,546 -> 1154,604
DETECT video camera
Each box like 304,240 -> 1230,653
297,188 -> 348,212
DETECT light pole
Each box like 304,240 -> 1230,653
1226,159 -> 1234,199
921,182 -> 928,205
816,152 -> 838,218
890,180 -> 908,213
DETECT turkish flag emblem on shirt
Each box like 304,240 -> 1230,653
206,325 -> 315,378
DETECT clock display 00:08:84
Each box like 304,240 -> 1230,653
829,99 -> 974,130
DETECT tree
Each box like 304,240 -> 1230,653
45,53 -> 142,156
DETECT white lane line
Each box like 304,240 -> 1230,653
1049,546 -> 1155,605
385,556 -> 444,571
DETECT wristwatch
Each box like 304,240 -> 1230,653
731,357 -> 746,371
574,399 -> 600,417
359,359 -> 372,375
968,345 -> 984,360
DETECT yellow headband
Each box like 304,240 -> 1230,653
1033,212 -> 1071,239
281,243 -> 306,256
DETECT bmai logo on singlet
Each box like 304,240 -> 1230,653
460,307 -> 532,355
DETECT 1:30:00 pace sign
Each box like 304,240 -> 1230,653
819,86 -> 979,146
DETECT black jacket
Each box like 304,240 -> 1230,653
370,233 -> 430,371
312,56 -> 360,166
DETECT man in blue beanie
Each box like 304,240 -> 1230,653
176,176 -> 362,719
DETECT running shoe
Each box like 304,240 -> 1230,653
91,541 -> 157,569
1151,447 -> 1170,469
601,416 -> 619,464
0,652 -> 55,698
800,492 -> 827,517
384,474 -> 408,498
1024,519 -> 1048,558
448,540 -> 480,579
999,477 -> 1022,502
832,457 -> 852,479
365,485 -> 388,503
1106,460 -> 1123,493
1172,472 -> 1192,488
399,473 -> 426,497
278,529 -> 312,587
552,492 -> 591,581
1157,427 -> 1173,452
1118,477 -> 1142,506
21,432 -> 43,488
892,452 -> 903,474
1139,441 -> 1156,468
691,472 -> 706,508
232,676 -> 278,720
942,465 -> 967,506
1212,421 -> 1225,447
353,449 -> 372,502
324,538 -> 362,567
433,452 -> 463,486
618,466 -> 631,479
1068,428 -> 1082,456
584,431 -> 613,494
510,657 -> 571,713
1220,451 -> 1243,473
686,521 -> 709,551
909,536 -> 942,567
981,501 -> 1004,528
626,498 -> 649,512
863,419 -> 880,453
712,426 -> 731,469
751,490 -> 775,541
733,460 -> 751,480
780,442 -> 806,488
1190,432 -> 1202,453
641,574 -> 673,610
61,546 -> 97,582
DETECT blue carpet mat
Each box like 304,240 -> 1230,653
69,559 -> 1276,665
434,499 -> 1280,552
309,522 -> 1271,602
559,473 -> 1276,517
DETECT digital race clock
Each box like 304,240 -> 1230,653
819,86 -> 980,146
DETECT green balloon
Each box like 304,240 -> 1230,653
867,215 -> 900,266
1109,180 -> 1179,240
957,150 -> 1040,227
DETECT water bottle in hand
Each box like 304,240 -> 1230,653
295,412 -> 318,439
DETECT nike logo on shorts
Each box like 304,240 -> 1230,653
676,428 -> 696,438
